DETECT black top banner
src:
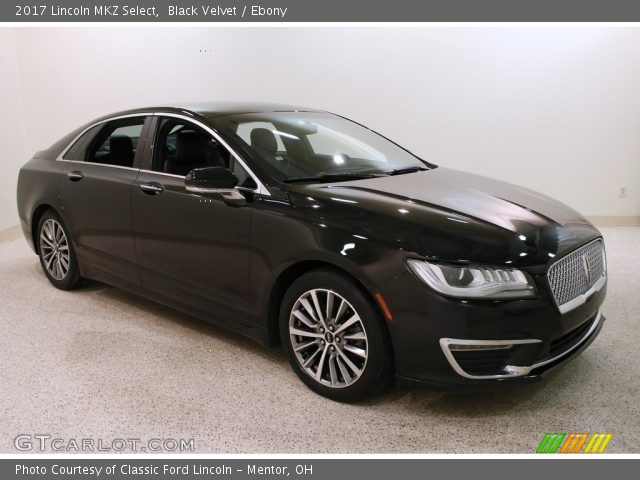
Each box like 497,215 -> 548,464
4,0 -> 640,22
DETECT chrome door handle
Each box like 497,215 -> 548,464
139,182 -> 164,195
67,171 -> 84,181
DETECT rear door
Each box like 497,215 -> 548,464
59,115 -> 151,288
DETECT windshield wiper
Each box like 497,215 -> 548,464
283,172 -> 386,183
385,166 -> 428,176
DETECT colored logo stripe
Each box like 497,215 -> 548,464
584,433 -> 613,453
537,432 -> 613,453
537,433 -> 566,453
560,433 -> 589,453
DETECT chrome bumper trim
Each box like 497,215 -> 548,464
439,311 -> 602,380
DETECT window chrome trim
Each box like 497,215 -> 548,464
56,158 -> 140,172
55,113 -> 150,163
55,111 -> 270,196
439,311 -> 602,380
138,169 -> 183,179
152,112 -> 269,196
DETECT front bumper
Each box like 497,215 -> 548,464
378,270 -> 606,388
439,310 -> 603,380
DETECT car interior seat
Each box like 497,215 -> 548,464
107,135 -> 134,167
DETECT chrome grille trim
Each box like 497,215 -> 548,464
439,338 -> 542,380
548,239 -> 606,314
440,311 -> 602,380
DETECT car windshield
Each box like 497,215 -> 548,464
210,112 -> 432,182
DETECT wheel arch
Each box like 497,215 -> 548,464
31,204 -> 58,254
265,260 -> 393,352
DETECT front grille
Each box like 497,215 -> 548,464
548,240 -> 605,308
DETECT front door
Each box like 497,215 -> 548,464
131,116 -> 256,326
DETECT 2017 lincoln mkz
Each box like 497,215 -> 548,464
17,102 -> 607,400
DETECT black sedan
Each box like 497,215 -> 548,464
17,102 -> 607,400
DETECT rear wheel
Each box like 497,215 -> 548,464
280,269 -> 392,401
37,210 -> 82,290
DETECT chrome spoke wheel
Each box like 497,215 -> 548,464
289,289 -> 368,388
39,219 -> 70,281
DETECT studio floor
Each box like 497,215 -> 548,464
0,228 -> 638,454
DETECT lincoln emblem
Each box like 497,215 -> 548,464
582,254 -> 592,284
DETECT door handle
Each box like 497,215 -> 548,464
139,182 -> 164,195
67,171 -> 84,182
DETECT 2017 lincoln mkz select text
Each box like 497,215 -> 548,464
17,103 -> 607,400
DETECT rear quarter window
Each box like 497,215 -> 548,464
62,124 -> 101,161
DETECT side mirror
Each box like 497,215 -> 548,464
185,167 -> 246,207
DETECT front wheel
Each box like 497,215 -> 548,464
279,269 -> 393,401
37,210 -> 83,290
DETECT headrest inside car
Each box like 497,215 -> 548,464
250,128 -> 278,154
176,130 -> 209,165
109,135 -> 133,158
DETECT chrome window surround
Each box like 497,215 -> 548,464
547,239 -> 606,314
55,112 -> 270,196
57,113 -> 148,164
439,311 -> 602,380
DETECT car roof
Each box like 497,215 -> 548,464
100,102 -> 326,121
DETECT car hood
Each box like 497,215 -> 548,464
327,167 -> 586,231
287,168 -> 601,267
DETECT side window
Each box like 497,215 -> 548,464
229,158 -> 255,189
62,124 -> 101,161
153,118 -> 256,189
86,118 -> 146,168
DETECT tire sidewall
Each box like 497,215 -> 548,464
279,269 -> 392,402
37,210 -> 81,290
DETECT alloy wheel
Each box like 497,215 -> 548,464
289,288 -> 368,388
39,218 -> 70,281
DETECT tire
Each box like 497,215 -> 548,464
36,210 -> 83,290
279,269 -> 393,401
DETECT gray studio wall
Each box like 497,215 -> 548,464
2,27 -> 640,231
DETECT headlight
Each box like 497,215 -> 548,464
406,260 -> 536,299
